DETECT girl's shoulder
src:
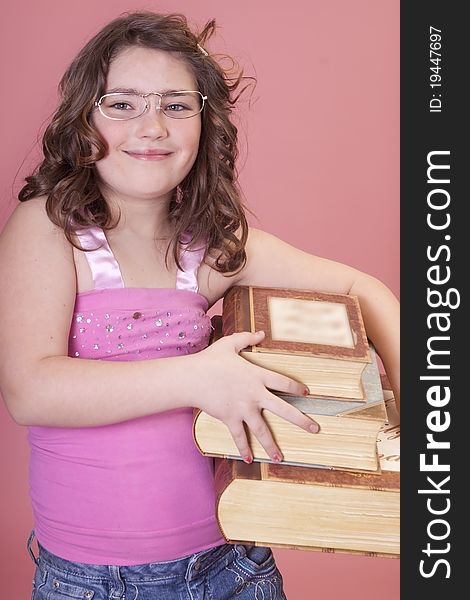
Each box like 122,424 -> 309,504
1,196 -> 63,240
0,196 -> 75,281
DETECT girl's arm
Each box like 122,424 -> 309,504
0,200 -> 317,463
234,228 -> 400,412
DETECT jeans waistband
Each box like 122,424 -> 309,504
28,531 -> 234,582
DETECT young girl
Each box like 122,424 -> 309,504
0,11 -> 399,600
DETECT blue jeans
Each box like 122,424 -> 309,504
28,532 -> 287,599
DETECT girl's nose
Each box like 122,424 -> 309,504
135,99 -> 169,138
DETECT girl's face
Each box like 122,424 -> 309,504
92,46 -> 201,206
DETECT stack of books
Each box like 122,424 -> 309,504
212,385 -> 399,557
193,285 -> 400,556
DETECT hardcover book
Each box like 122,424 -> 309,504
222,285 -> 371,400
213,381 -> 400,557
193,343 -> 386,471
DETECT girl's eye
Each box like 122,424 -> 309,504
164,103 -> 188,112
110,102 -> 133,110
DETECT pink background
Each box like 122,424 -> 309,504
0,1 -> 399,598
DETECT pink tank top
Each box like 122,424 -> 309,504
28,227 -> 225,565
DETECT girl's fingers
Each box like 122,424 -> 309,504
262,391 -> 320,433
215,331 -> 307,398
260,367 -> 308,398
227,422 -> 253,464
226,330 -> 266,353
243,414 -> 283,462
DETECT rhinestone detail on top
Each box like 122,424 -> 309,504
69,301 -> 211,361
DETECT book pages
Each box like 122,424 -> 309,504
280,345 -> 384,416
377,392 -> 400,472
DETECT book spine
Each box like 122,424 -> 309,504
380,373 -> 391,390
214,459 -> 260,546
214,458 -> 262,495
191,409 -> 204,455
264,462 -> 399,491
222,286 -> 252,338
214,458 -> 236,498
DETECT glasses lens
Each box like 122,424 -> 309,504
99,94 -> 146,120
161,92 -> 203,119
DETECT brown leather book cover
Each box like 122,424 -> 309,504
221,286 -> 371,400
222,285 -> 370,362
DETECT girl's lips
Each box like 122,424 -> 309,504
124,150 -> 172,161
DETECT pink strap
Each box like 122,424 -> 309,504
76,227 -> 125,289
176,232 -> 205,293
76,228 -> 204,292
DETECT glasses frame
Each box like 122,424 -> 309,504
94,90 -> 207,121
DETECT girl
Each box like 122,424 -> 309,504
0,11 -> 399,600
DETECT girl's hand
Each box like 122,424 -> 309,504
192,330 -> 320,463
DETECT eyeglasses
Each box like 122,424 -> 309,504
95,91 -> 207,121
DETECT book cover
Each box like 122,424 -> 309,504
214,386 -> 400,557
222,286 -> 371,400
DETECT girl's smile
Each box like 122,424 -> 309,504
124,149 -> 173,160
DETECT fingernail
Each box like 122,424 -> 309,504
272,453 -> 282,462
243,456 -> 253,464
303,387 -> 310,396
309,423 -> 320,433
256,330 -> 265,335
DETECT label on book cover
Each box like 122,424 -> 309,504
268,297 -> 355,348
246,286 -> 370,361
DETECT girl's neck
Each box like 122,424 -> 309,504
106,194 -> 174,241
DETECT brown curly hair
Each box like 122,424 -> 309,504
18,11 -> 252,273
